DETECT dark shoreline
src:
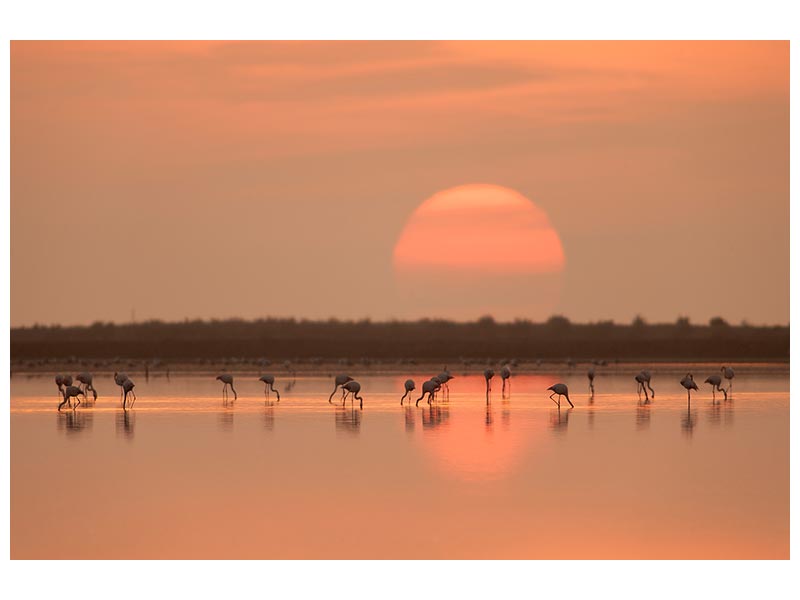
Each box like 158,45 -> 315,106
10,317 -> 789,363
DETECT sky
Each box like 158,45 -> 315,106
10,41 -> 789,327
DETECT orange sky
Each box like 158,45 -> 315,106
10,41 -> 789,326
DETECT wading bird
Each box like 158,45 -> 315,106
114,372 -> 129,402
329,374 -> 353,403
547,383 -> 574,408
76,371 -> 98,401
401,379 -> 415,405
436,369 -> 453,399
416,379 -> 439,406
680,373 -> 698,403
55,374 -> 66,397
258,374 -> 280,402
588,367 -> 595,396
484,369 -> 495,399
342,380 -> 364,409
501,365 -> 512,397
216,374 -> 237,401
721,366 -> 735,394
635,370 -> 655,400
58,385 -> 85,411
122,378 -> 136,409
704,375 -> 727,402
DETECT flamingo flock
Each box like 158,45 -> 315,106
49,364 -> 740,414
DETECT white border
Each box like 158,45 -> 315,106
2,1 -> 797,598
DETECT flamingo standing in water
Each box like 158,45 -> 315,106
587,367 -> 595,396
484,369 -> 495,399
76,371 -> 98,401
216,374 -> 237,401
122,378 -> 136,409
401,379 -> 415,405
501,365 -> 511,397
680,373 -> 698,403
258,374 -> 280,402
341,380 -> 364,409
635,370 -> 655,400
415,379 -> 439,406
436,369 -> 454,399
721,366 -> 735,394
55,374 -> 66,398
114,372 -> 129,402
547,383 -> 573,408
329,374 -> 353,403
58,385 -> 85,411
704,374 -> 727,402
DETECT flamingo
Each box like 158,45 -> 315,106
216,374 -> 237,401
329,374 -> 353,403
76,371 -> 98,401
547,383 -> 573,408
258,374 -> 280,402
436,369 -> 453,399
122,378 -> 136,409
58,385 -> 85,411
55,374 -> 66,398
587,367 -> 595,396
501,365 -> 511,397
484,369 -> 495,399
704,374 -> 727,402
721,366 -> 735,394
415,379 -> 439,406
341,380 -> 364,409
114,372 -> 129,402
401,379 -> 415,405
429,376 -> 443,400
635,370 -> 655,400
680,373 -> 698,403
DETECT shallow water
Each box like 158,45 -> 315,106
10,364 -> 789,559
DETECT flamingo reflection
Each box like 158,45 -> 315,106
549,407 -> 572,433
115,409 -> 135,439
421,405 -> 449,430
335,405 -> 361,434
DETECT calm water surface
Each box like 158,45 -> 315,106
11,364 -> 789,559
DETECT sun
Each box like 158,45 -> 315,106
392,184 -> 566,321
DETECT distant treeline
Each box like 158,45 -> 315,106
10,316 -> 789,362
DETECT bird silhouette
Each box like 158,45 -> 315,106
114,372 -> 129,403
704,374 -> 727,402
680,373 -> 698,403
721,366 -> 735,395
329,374 -> 353,403
258,374 -> 280,402
122,378 -> 136,409
415,379 -> 439,407
401,379 -> 415,405
341,380 -> 364,409
547,383 -> 573,408
58,385 -> 85,411
216,374 -> 237,401
501,365 -> 511,398
484,369 -> 495,401
76,371 -> 98,401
